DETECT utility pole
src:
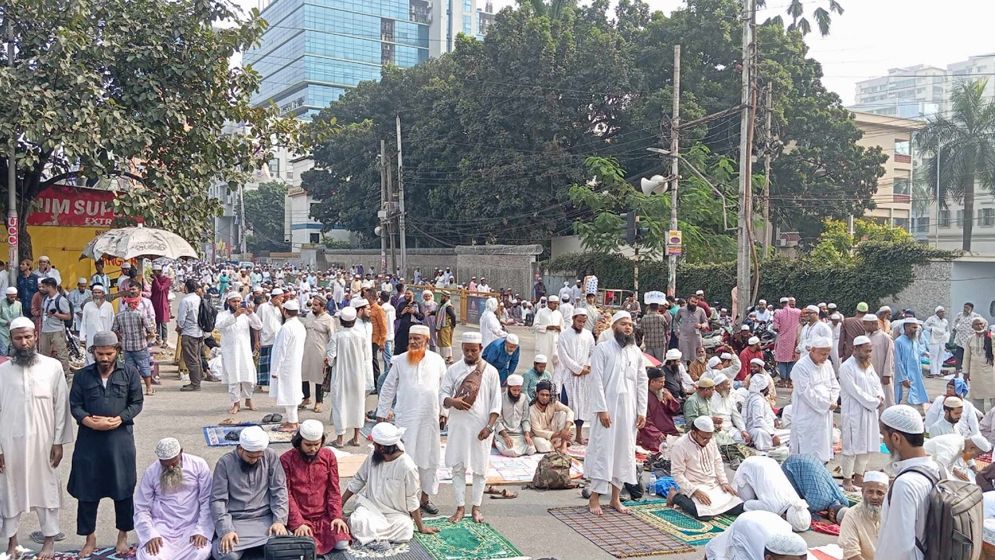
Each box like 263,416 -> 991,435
238,182 -> 246,255
395,115 -> 407,278
379,139 -> 388,274
735,0 -> 756,323
7,19 -> 17,286
761,85 -> 773,255
935,143 -> 941,248
667,44 -> 681,297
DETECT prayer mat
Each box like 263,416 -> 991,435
623,501 -> 735,547
547,506 -> 693,558
808,544 -> 845,560
810,519 -> 841,536
202,424 -> 293,447
414,518 -> 528,560
19,546 -> 135,559
337,540 -> 433,560
843,490 -> 863,507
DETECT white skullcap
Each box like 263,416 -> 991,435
779,297 -> 789,303
828,303 -> 837,309
765,532 -> 808,555
409,325 -> 430,337
881,404 -> 925,434
695,290 -> 704,296
693,416 -> 715,432
572,307 -> 588,317
758,299 -> 767,304
877,306 -> 891,314
644,291 -> 666,305
611,310 -> 631,324
78,277 -> 88,284
831,313 -> 843,321
970,433 -> 993,453
225,291 -> 241,301
712,373 -> 729,386
506,333 -> 519,345
271,288 -> 284,295
370,422 -> 405,446
547,295 -> 559,303
120,261 -> 130,268
741,324 -> 751,331
750,373 -> 770,392
339,306 -> 357,321
9,316 -> 33,331
461,331 -> 483,344
936,306 -> 945,313
861,314 -> 879,322
697,376 -> 715,388
91,284 -> 105,292
665,349 -> 682,361
944,396 -> 964,408
750,358 -> 766,367
299,420 -> 324,441
862,471 -> 888,485
785,500 -> 811,532
238,426 -> 269,452
152,264 -> 163,271
707,356 -> 721,369
351,297 -> 369,308
422,290 -> 433,298
809,336 -> 833,349
154,437 -> 181,460
282,299 -> 300,311
748,336 -> 760,345
534,354 -> 548,364
853,335 -> 871,346
507,374 -> 524,387
805,305 -> 819,312
4,287 -> 16,295
818,302 -> 826,307
720,352 -> 733,360
253,286 -> 263,292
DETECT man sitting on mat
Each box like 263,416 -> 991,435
495,374 -> 536,457
669,416 -> 744,520
529,380 -> 575,453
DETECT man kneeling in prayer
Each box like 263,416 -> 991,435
529,381 -> 575,453
731,456 -> 810,532
495,374 -> 536,457
703,510 -> 796,560
764,533 -> 809,560
669,416 -> 744,520
342,423 -> 438,547
134,438 -> 213,560
781,454 -> 848,523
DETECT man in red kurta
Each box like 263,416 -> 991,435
280,420 -> 350,554
637,368 -> 681,452
737,336 -> 764,381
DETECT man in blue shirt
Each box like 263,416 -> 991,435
482,334 -> 520,385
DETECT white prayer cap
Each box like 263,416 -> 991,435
77,277 -> 88,284
238,426 -> 269,452
271,288 -> 284,295
339,306 -> 357,321
750,373 -> 770,392
253,286 -> 263,293
785,500 -> 811,532
4,287 -> 16,295
719,352 -> 733,361
611,310 -> 631,324
712,373 -> 729,386
154,437 -> 181,460
828,303 -> 837,309
644,291 -> 666,305
863,471 -> 888,485
507,374 -> 524,387
853,335 -> 871,346
422,290 -> 433,299
282,299 -> 300,311
877,306 -> 891,314
809,336 -> 833,349
750,358 -> 766,367
152,264 -> 163,271
570,307 -> 587,318
692,416 -> 714,432
758,299 -> 767,305
120,261 -> 130,268
9,316 -> 34,331
779,297 -> 789,303
695,290 -> 704,296
665,349 -> 682,361
299,420 -> 324,441
765,532 -> 808,555
881,404 -> 925,434
351,297 -> 369,308
410,325 -> 430,337
861,314 -> 879,323
91,284 -> 105,293
370,422 -> 405,446
944,396 -> 964,408
506,333 -> 520,345
707,356 -> 721,369
748,336 -> 760,345
741,324 -> 751,331
534,354 -> 548,364
936,306 -> 945,313
831,313 -> 843,321
697,376 -> 715,388
970,433 -> 993,453
547,295 -> 560,303
805,305 -> 819,313
225,291 -> 241,301
818,302 -> 827,307
461,331 -> 483,344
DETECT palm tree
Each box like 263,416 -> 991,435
916,80 -> 995,252
758,0 -> 844,36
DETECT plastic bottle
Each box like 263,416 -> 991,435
647,472 -> 657,496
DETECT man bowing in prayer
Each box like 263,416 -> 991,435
269,299 -> 306,433
556,307 -> 595,444
280,420 -> 350,555
838,335 -> 884,492
211,426 -> 289,560
134,438 -> 213,560
329,305 -> 370,448
584,311 -> 648,516
0,317 -> 74,559
789,336 -> 840,463
376,325 -> 446,515
440,331 -> 502,523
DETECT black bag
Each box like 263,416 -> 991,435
197,294 -> 218,333
264,536 -> 316,560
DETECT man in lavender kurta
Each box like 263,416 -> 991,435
150,266 -> 172,347
134,438 -> 214,560
772,297 -> 802,383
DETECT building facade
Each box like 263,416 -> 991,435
851,65 -> 947,120
851,112 -> 923,231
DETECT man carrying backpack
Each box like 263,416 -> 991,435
38,277 -> 72,376
177,279 -> 205,391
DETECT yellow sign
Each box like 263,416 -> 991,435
666,229 -> 683,256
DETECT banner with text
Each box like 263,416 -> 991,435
28,185 -> 118,227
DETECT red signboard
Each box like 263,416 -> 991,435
27,185 -> 118,227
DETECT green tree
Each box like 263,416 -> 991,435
0,0 -> 299,257
243,182 -> 290,253
916,80 -> 995,252
759,0 -> 844,36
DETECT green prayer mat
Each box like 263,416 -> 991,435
414,518 -> 528,560
626,500 -> 736,547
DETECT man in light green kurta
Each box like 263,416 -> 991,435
683,377 -> 715,430
0,288 -> 23,355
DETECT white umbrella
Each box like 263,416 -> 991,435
80,224 -> 198,260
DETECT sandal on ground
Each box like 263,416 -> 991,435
313,404 -> 323,414
489,489 -> 517,499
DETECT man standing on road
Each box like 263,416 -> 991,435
177,280 -> 205,391
864,314 -> 895,409
533,296 -> 563,368
952,302 -> 981,374
270,299 -> 306,433
639,294 -> 670,362
788,336 -> 840,463
67,278 -> 91,334
34,256 -> 62,288
38,278 -> 71,376
838,336 -> 884,492
0,317 -> 74,559
838,302 -> 870,362
329,306 -> 369,448
150,264 -> 173,348
113,289 -> 157,396
0,287 -> 23,356
772,297 -> 801,385
255,288 -> 284,390
923,306 -> 951,378
557,308 -> 595,444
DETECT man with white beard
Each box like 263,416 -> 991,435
838,335 -> 884,492
584,311 -> 648,516
270,299 -> 306,433
789,336 -> 840,463
556,307 -> 595,444
79,283 -> 114,366
376,325 -> 446,515
134,438 -> 213,560
534,295 -> 564,369
0,317 -> 74,559
440,332 -> 502,524
837,471 -> 887,560
329,306 -> 371,448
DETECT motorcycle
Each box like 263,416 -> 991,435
66,327 -> 86,372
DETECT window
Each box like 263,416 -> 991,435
268,158 -> 280,177
916,216 -> 930,233
893,177 -> 910,194
309,233 -> 321,244
939,209 -> 950,227
463,0 -> 471,10
894,218 -> 910,231
981,208 -> 995,227
462,14 -> 471,33
957,209 -> 964,227
894,139 -> 910,157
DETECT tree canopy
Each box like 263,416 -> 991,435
243,181 -> 291,253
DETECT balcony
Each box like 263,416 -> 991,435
894,154 -> 911,164
893,194 -> 911,204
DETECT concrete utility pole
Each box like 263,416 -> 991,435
668,44 -> 681,297
761,85 -> 773,255
735,0 -> 756,322
7,19 -> 17,286
935,143 -> 941,248
395,115 -> 407,278
379,139 -> 388,274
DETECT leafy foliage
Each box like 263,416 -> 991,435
809,218 -> 913,263
759,0 -> 844,36
243,182 -> 290,253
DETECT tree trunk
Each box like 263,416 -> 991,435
963,177 -> 975,252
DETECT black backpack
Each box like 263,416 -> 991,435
55,294 -> 74,329
197,294 -> 217,333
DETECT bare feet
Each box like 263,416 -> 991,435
842,479 -> 858,493
80,534 -> 97,558
276,422 -> 299,433
471,506 -> 484,523
39,537 -> 56,559
449,506 -> 465,524
229,403 -> 240,415
245,399 -> 256,411
115,531 -> 131,555
608,499 -> 630,514
347,439 -> 360,446
853,474 -> 865,487
588,494 -> 603,516
313,404 -> 322,414
7,535 -> 18,558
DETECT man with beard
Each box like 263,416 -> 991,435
709,373 -> 751,446
556,307 -> 595,444
676,297 -> 709,362
529,381 -> 575,453
342,423 -> 438,546
329,306 -> 370,447
0,318 -> 73,559
270,299 -> 306,433
495,374 -> 535,457
0,287 -> 22,356
838,471 -> 887,560
894,320 -> 929,414
521,354 -> 551,403
79,284 -> 114,366
637,367 -> 681,451
440,332 -> 502,523
839,336 -> 884,492
789,336 -> 840,463
376,325 -> 446,514
393,289 -> 424,356
210,426 -> 289,560
279,420 -> 350,555
68,331 -> 144,557
669,416 -> 743,520
534,295 -> 563,369
255,287 -> 285,390
134,438 -> 213,560
863,314 -> 895,410
300,295 -> 334,414
584,311 -> 648,516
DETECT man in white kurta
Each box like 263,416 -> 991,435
478,298 -> 507,349
329,306 -> 371,446
584,311 -> 648,516
269,299 -> 306,432
79,284 -> 115,365
923,306 -> 951,378
703,510 -> 794,560
0,318 -> 74,558
556,308 -> 595,443
709,373 -> 750,446
440,331 -> 502,524
216,293 -> 263,415
134,439 -> 214,560
838,335 -> 884,491
796,305 -> 833,355
534,296 -> 564,368
731,456 -> 811,532
788,336 -> 841,463
376,325 -> 446,514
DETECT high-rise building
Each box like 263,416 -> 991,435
851,65 -> 947,120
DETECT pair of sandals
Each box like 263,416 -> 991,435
261,413 -> 284,424
484,486 -> 517,499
